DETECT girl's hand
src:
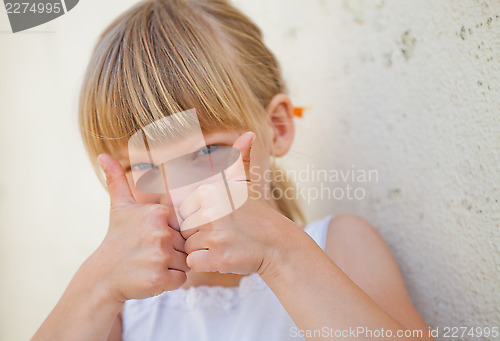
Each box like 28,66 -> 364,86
179,132 -> 296,276
93,154 -> 190,303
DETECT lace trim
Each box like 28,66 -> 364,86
125,274 -> 268,313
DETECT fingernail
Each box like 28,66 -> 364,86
248,131 -> 256,144
97,154 -> 106,171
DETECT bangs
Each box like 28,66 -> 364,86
79,0 -> 261,161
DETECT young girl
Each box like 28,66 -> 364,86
33,0 -> 433,340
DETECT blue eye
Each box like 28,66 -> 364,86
195,145 -> 219,158
131,162 -> 157,171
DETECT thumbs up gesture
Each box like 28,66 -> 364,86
179,132 -> 285,276
93,154 -> 190,302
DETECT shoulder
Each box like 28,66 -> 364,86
324,214 -> 399,291
324,214 -> 392,270
323,214 -> 429,331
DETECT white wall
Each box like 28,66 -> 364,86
0,1 -> 139,339
1,0 -> 499,340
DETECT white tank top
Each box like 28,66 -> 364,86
122,215 -> 333,341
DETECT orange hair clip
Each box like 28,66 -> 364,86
293,107 -> 305,118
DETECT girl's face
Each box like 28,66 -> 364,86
114,94 -> 295,220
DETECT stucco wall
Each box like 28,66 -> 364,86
0,0 -> 498,340
234,0 -> 500,334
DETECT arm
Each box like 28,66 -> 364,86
258,214 -> 434,341
324,214 -> 430,333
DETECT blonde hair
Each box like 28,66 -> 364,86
78,0 -> 305,225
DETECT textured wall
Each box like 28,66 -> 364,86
234,0 -> 500,336
0,0 -> 498,340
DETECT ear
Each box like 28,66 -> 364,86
267,94 -> 295,157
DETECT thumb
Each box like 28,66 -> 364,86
97,153 -> 135,205
230,131 -> 256,181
